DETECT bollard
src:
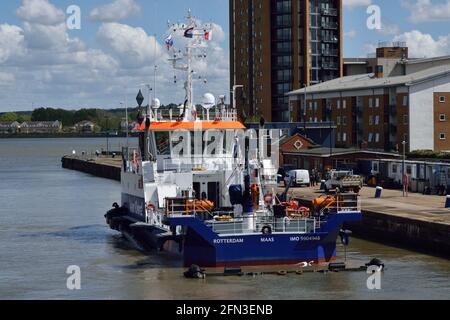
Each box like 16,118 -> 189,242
320,180 -> 326,191
375,186 -> 383,199
445,195 -> 450,208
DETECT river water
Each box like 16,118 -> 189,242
0,138 -> 448,300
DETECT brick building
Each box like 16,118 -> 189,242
287,50 -> 450,152
230,0 -> 343,122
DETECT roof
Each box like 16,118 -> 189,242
134,121 -> 246,131
283,147 -> 400,158
404,55 -> 450,65
287,65 -> 450,96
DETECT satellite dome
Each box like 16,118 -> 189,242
152,98 -> 161,109
201,93 -> 216,110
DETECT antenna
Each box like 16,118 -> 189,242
166,10 -> 213,121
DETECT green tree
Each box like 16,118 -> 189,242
0,112 -> 18,122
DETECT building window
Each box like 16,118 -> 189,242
343,133 -> 347,142
403,96 -> 408,106
407,166 -> 412,175
343,100 -> 347,109
374,116 -> 380,125
403,115 -> 409,125
392,164 -> 398,174
440,133 -> 446,140
440,114 -> 446,122
368,133 -> 373,143
375,133 -> 380,143
342,116 -> 347,125
375,98 -> 380,108
337,100 -> 341,109
337,116 -> 341,125
369,116 -> 373,126
439,96 -> 446,103
369,98 -> 373,108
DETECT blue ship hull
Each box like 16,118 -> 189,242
107,194 -> 362,267
167,212 -> 362,267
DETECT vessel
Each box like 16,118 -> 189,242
105,11 -> 362,267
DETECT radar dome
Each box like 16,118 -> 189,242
152,98 -> 161,109
201,93 -> 216,110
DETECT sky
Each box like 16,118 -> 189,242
1,0 -> 450,112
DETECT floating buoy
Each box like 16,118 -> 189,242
365,258 -> 385,271
184,265 -> 206,279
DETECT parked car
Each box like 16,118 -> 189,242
284,170 -> 311,187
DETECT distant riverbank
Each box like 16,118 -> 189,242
0,133 -> 131,139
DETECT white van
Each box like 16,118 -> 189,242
284,170 -> 311,187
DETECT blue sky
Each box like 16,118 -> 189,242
1,0 -> 450,112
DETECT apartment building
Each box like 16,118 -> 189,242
230,0 -> 343,122
287,64 -> 450,152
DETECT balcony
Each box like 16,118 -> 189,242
322,62 -> 339,70
322,48 -> 339,57
321,8 -> 338,16
322,37 -> 339,44
321,21 -> 338,30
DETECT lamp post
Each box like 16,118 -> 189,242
303,84 -> 307,138
402,140 -> 407,197
105,116 -> 109,156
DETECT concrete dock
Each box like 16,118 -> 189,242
61,155 -> 450,258
61,155 -> 122,182
291,186 -> 450,258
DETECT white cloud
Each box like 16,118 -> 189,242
97,23 -> 165,69
0,24 -> 25,63
344,30 -> 357,38
0,72 -> 15,85
89,0 -> 140,22
393,30 -> 450,57
16,0 -> 65,26
343,0 -> 372,7
0,2 -> 229,112
377,21 -> 401,35
402,0 -> 450,23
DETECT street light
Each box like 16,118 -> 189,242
303,84 -> 307,138
105,116 -> 110,156
402,140 -> 407,197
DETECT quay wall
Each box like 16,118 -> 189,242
61,156 -> 121,182
296,198 -> 450,258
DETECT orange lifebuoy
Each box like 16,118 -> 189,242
147,203 -> 155,211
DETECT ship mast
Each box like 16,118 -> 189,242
167,9 -> 212,121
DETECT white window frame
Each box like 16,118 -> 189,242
375,115 -> 380,125
403,96 -> 408,106
440,114 -> 446,122
440,133 -> 446,140
375,98 -> 380,108
439,96 -> 446,103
